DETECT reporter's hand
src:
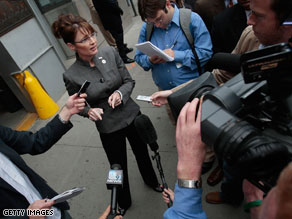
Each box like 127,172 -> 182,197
149,56 -> 166,64
108,92 -> 122,109
176,98 -> 206,180
151,90 -> 173,107
59,93 -> 87,121
28,199 -> 55,219
99,205 -> 123,219
242,180 -> 264,219
242,180 -> 264,203
88,108 -> 104,121
162,188 -> 174,204
163,49 -> 174,58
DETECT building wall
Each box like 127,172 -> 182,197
0,0 -> 135,113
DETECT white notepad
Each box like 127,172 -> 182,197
135,41 -> 174,62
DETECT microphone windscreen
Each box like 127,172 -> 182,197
134,114 -> 158,145
111,164 -> 121,170
208,53 -> 241,74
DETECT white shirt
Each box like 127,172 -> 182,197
0,152 -> 61,219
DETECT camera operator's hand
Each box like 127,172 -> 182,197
98,205 -> 122,219
176,98 -> 206,180
151,90 -> 173,107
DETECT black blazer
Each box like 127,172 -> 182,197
211,3 -> 248,53
0,116 -> 73,218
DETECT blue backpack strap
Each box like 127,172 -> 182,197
179,8 -> 202,75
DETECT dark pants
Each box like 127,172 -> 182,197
108,29 -> 127,59
99,121 -> 159,209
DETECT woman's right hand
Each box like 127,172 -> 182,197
162,188 -> 174,204
88,108 -> 104,121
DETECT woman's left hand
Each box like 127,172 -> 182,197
108,92 -> 122,109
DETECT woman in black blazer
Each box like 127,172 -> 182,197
52,14 -> 161,215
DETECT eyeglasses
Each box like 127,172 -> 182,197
146,12 -> 164,25
74,32 -> 97,44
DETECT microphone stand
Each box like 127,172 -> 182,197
151,149 -> 173,208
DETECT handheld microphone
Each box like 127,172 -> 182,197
106,164 -> 123,218
134,114 -> 159,151
208,53 -> 241,74
134,114 -> 172,207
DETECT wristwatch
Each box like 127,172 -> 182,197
177,179 -> 202,188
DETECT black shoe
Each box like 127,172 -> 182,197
149,184 -> 163,193
122,57 -> 135,64
201,160 -> 215,175
153,185 -> 163,193
125,47 -> 134,54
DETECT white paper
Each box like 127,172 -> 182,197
135,41 -> 174,62
136,95 -> 152,102
51,187 -> 85,204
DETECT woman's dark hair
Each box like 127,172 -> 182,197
138,0 -> 167,21
52,14 -> 95,44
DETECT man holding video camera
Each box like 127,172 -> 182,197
163,97 -> 292,219
153,0 -> 292,207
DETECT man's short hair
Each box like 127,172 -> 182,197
270,0 -> 292,24
138,0 -> 167,21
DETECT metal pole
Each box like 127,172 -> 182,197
128,0 -> 137,16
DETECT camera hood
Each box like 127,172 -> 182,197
167,71 -> 218,121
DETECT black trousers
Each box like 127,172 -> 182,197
99,121 -> 159,209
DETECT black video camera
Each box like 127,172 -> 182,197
168,43 -> 292,192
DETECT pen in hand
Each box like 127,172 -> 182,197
170,41 -> 177,49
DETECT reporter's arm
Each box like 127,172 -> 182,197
163,98 -> 207,219
242,180 -> 264,219
151,80 -> 194,107
0,94 -> 86,155
98,205 -> 122,219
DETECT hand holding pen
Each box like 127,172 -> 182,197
164,41 -> 177,58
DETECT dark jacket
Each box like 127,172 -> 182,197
63,46 -> 140,134
0,116 -> 73,218
192,0 -> 226,31
211,3 -> 248,53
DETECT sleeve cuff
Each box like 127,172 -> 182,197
115,90 -> 123,101
174,50 -> 185,62
146,57 -> 154,68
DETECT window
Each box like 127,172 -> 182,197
0,0 -> 33,36
34,0 -> 71,13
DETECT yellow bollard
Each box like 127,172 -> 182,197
14,70 -> 59,119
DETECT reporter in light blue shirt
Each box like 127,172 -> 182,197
164,185 -> 206,219
135,0 -> 213,90
163,98 -> 207,219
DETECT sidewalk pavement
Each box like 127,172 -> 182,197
23,6 -> 249,219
